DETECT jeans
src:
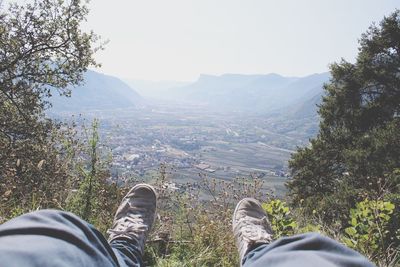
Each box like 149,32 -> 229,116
243,233 -> 376,267
0,210 -> 139,267
0,210 -> 375,267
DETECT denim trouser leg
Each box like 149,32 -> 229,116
0,209 -> 143,267
110,238 -> 143,266
242,233 -> 375,267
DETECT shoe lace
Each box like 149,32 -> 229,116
235,215 -> 273,243
108,202 -> 151,243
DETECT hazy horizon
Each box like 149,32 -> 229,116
122,70 -> 329,84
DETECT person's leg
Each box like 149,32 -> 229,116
233,198 -> 375,267
0,183 -> 157,267
108,183 -> 158,267
242,233 -> 375,267
0,209 -> 119,267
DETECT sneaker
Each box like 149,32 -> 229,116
232,198 -> 273,263
107,183 -> 157,255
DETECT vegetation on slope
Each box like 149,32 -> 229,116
287,10 -> 400,265
0,1 -> 399,266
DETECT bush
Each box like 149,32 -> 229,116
342,199 -> 398,265
262,200 -> 297,237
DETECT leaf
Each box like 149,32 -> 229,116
345,227 -> 357,236
342,237 -> 356,248
287,221 -> 297,229
37,159 -> 45,170
3,190 -> 12,198
383,202 -> 395,211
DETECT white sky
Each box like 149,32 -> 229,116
83,0 -> 399,81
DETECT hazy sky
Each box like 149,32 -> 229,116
83,0 -> 399,81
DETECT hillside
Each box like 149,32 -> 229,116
166,72 -> 330,114
49,70 -> 143,112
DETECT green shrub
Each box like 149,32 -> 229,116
342,199 -> 396,262
262,199 -> 297,237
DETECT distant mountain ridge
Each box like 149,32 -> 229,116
49,70 -> 330,119
166,72 -> 330,115
49,70 -> 143,112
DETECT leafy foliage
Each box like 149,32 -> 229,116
0,0 -> 101,220
288,10 -> 400,222
343,200 -> 394,249
65,120 -> 123,232
342,199 -> 398,265
262,200 -> 297,237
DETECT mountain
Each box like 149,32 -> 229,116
49,70 -> 143,112
167,72 -> 330,114
48,70 -> 330,119
285,90 -> 324,119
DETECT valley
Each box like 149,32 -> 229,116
69,103 -> 318,196
49,70 -> 328,197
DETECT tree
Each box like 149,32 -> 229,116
0,0 -> 101,218
288,10 -> 400,221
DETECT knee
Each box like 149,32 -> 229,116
1,209 -> 85,230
